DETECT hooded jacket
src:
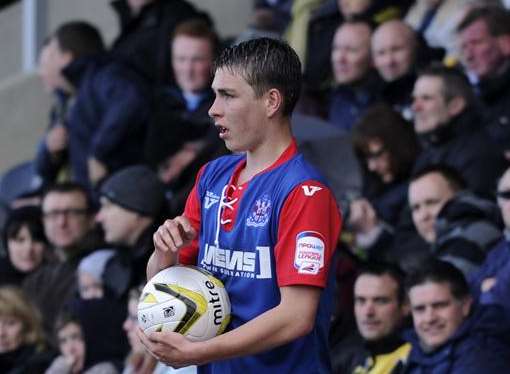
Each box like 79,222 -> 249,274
396,304 -> 510,374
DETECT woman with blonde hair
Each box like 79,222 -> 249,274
0,285 -> 53,373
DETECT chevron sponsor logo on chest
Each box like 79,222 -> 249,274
294,231 -> 325,275
200,243 -> 272,279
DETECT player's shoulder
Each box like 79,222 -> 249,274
280,153 -> 328,186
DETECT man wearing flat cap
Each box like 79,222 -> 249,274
96,164 -> 167,297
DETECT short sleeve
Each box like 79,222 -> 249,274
177,166 -> 206,265
275,180 -> 342,287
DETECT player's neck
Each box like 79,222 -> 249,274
239,121 -> 292,184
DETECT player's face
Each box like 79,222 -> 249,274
409,282 -> 471,351
209,68 -> 269,153
354,274 -> 405,341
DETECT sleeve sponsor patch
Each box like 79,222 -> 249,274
294,231 -> 325,275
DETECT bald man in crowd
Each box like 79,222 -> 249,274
328,20 -> 380,131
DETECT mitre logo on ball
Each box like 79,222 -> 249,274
138,265 -> 231,342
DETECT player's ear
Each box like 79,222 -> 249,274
265,88 -> 283,118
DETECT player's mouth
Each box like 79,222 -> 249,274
216,125 -> 229,138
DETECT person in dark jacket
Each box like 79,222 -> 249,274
35,40 -> 71,186
23,183 -> 103,347
36,21 -> 151,191
397,259 -> 510,374
96,165 -> 167,298
110,0 -> 212,85
347,104 -> 420,259
328,20 -> 382,132
144,18 -> 227,217
470,167 -> 510,304
456,6 -> 510,158
303,0 -> 409,91
406,164 -> 502,276
0,206 -> 52,286
412,65 -> 507,198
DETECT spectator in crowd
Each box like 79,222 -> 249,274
470,166 -> 510,304
45,311 -> 118,374
234,0 -> 291,44
77,249 -> 116,300
144,19 -> 226,217
328,20 -> 381,131
347,105 -> 419,258
122,285 -> 170,374
371,20 -> 419,119
67,251 -> 130,372
35,39 -> 72,186
456,6 -> 510,157
36,21 -> 150,191
302,0 -> 407,91
0,206 -> 52,286
110,0 -> 211,85
23,183 -> 102,346
412,65 -> 507,197
396,259 -> 510,373
331,262 -> 411,373
407,165 -> 501,275
96,165 -> 166,298
0,286 -> 53,373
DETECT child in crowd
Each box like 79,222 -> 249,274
45,311 -> 118,374
77,249 -> 115,300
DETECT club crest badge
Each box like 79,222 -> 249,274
246,194 -> 272,227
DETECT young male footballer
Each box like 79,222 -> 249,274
139,37 -> 342,373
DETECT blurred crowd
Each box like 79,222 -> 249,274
2,0 -> 510,373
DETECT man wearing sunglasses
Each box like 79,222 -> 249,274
470,167 -> 510,309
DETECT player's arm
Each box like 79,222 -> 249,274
137,285 -> 321,367
139,181 -> 341,366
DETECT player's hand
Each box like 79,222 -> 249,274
136,327 -> 201,368
153,216 -> 197,255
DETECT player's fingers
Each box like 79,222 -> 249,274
156,221 -> 180,252
153,229 -> 175,253
163,219 -> 188,249
136,327 -> 153,350
174,216 -> 197,241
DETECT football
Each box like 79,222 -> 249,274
137,265 -> 231,342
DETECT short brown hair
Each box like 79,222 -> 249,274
172,18 -> 220,58
457,6 -> 510,37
